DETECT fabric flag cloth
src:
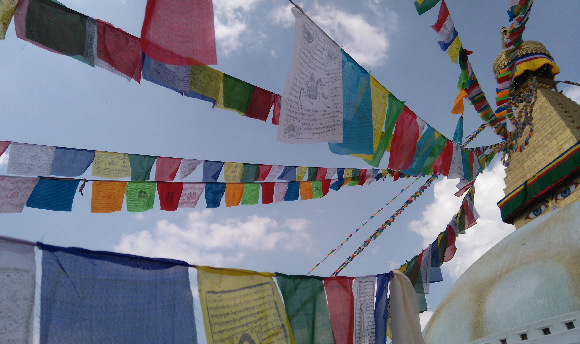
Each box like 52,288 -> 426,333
92,151 -> 131,179
278,166 -> 297,182
197,267 -> 295,344
367,93 -> 405,167
141,55 -> 193,94
0,0 -> 18,40
300,181 -> 313,200
297,167 -> 308,182
241,183 -> 260,205
284,182 -> 300,202
202,161 -> 224,183
421,134 -> 446,175
125,182 -> 156,212
432,140 -> 454,177
431,0 -> 457,51
26,178 -> 80,211
375,273 -> 391,344
0,141 -> 10,156
272,94 -> 282,125
140,0 -> 216,66
223,162 -> 244,183
315,168 -> 327,181
448,143 -> 465,180
430,240 -> 443,283
353,76 -> 388,161
0,176 -> 39,213
189,65 -> 223,102
180,159 -> 203,180
128,154 -> 157,181
38,244 -> 196,344
325,168 -> 337,180
0,235 -> 36,343
274,182 -> 288,203
261,183 -> 275,205
446,37 -> 462,64
353,275 -> 377,344
279,7 -> 343,144
91,181 -> 127,213
323,277 -> 354,344
157,182 -> 183,211
420,247 -> 432,294
178,183 -> 205,208
215,74 -> 254,115
329,50 -> 373,156
306,167 -> 318,182
240,164 -> 260,183
276,274 -> 335,344
245,87 -> 275,122
415,0 -> 441,15
155,157 -> 181,181
50,148 -> 95,177
7,143 -> 56,177
402,126 -> 437,177
312,181 -> 324,199
225,183 -> 244,207
390,270 -> 425,344
96,19 -> 142,82
451,89 -> 467,115
257,165 -> 273,181
452,115 -> 464,145
205,183 -> 226,208
388,107 -> 419,171
266,165 -> 285,181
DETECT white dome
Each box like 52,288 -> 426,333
423,202 -> 580,343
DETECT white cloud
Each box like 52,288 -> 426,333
269,4 -> 295,28
0,153 -> 8,167
115,210 -> 312,267
563,86 -> 580,104
408,161 -> 515,281
213,0 -> 264,55
420,311 -> 434,331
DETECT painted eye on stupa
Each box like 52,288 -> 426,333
555,182 -> 578,202
526,202 -> 549,219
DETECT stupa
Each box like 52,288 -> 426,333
422,40 -> 580,344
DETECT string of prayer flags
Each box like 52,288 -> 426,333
178,183 -> 205,208
415,0 -> 441,15
197,267 -> 294,344
155,157 -> 181,181
25,178 -> 80,212
7,143 -> 55,176
0,0 -> 18,40
92,151 -> 131,179
157,182 -> 183,211
279,7 -> 343,144
0,176 -> 39,213
323,277 -> 355,344
125,182 -> 156,212
202,161 -> 224,183
128,154 -> 157,181
141,0 -> 216,66
205,183 -> 226,208
38,243 -> 196,343
276,274 -> 335,344
91,181 -> 127,213
50,148 -> 95,177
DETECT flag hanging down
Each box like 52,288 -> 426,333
26,179 -> 80,212
95,19 -> 143,83
431,1 -> 457,51
324,277 -> 354,344
50,148 -> 95,177
38,244 -> 196,344
0,235 -> 36,343
141,0 -> 217,65
279,7 -> 343,144
415,0 -> 441,15
0,176 -> 39,213
91,181 -> 127,213
353,275 -> 377,344
7,143 -> 56,177
197,266 -> 295,344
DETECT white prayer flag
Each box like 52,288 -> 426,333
7,143 -> 56,176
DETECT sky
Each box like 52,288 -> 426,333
0,0 -> 579,341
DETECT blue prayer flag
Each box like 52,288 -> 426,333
277,166 -> 297,181
202,161 -> 224,183
205,183 -> 226,208
284,182 -> 300,201
50,148 -> 95,177
375,272 -> 392,344
26,179 -> 80,211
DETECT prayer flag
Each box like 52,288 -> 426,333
0,236 -> 36,344
257,165 -> 273,181
431,1 -> 457,51
190,65 -> 223,101
307,167 -> 318,182
366,76 -> 390,159
321,179 -> 331,196
367,93 -> 405,167
278,166 -> 297,182
421,134 -> 447,175
267,165 -> 285,181
225,183 -> 244,207
452,115 -> 464,144
0,0 -> 18,40
353,276 -> 377,344
402,126 -> 437,177
0,141 -> 10,156
197,267 -> 294,344
178,183 -> 205,208
50,148 -> 95,177
205,183 -> 226,208
223,162 -> 244,183
274,182 -> 288,203
245,87 -> 274,122
323,277 -> 355,344
92,151 -> 131,179
276,274 -> 335,344
261,182 -> 275,204
141,0 -> 216,65
272,94 -> 281,125
284,182 -> 300,202
315,168 -> 327,181
432,140 -> 454,177
325,168 -> 337,179
125,182 -> 156,212
96,19 -> 142,82
241,183 -> 260,205
389,107 -> 420,171
180,159 -> 203,180
0,176 -> 39,213
447,36 -> 462,63
141,55 -> 194,94
448,143 -> 465,179
240,164 -> 259,183
300,181 -> 313,200
128,154 -> 157,181
216,74 -> 254,115
311,181 -> 323,199
26,178 -> 80,211
155,157 -> 181,181
7,143 -> 55,177
296,167 -> 308,182
202,161 -> 224,183
157,182 -> 183,211
375,273 -> 391,344
91,181 -> 127,213
390,270 -> 425,344
38,244 -> 196,343
451,89 -> 467,115
415,0 -> 441,15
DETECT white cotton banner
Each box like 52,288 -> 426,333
448,143 -> 464,180
353,275 -> 376,344
390,270 -> 425,344
265,165 -> 285,182
180,159 -> 203,180
178,183 -> 205,208
278,7 -> 343,144
0,235 -> 36,344
7,143 -> 56,177
0,176 -> 39,213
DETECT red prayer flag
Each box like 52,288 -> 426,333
157,182 -> 183,211
0,141 -> 11,157
321,179 -> 331,196
261,183 -> 275,205
97,20 -> 142,83
357,169 -> 367,186
155,157 -> 182,181
431,0 -> 449,32
316,168 -> 327,181
245,87 -> 274,122
141,0 -> 217,65
324,277 -> 355,344
432,140 -> 454,176
257,165 -> 273,182
388,106 -> 420,171
272,94 -> 281,125
444,225 -> 457,262
464,199 -> 477,229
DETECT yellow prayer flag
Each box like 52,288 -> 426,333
223,162 -> 244,183
343,169 -> 353,179
198,268 -> 296,344
447,37 -> 462,64
91,151 -> 131,179
296,167 -> 307,181
300,181 -> 313,200
225,183 -> 244,207
91,181 -> 127,213
190,65 -> 223,101
382,169 -> 390,178
0,0 -> 18,40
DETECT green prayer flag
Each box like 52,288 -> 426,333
241,183 -> 260,205
414,0 -> 441,15
421,135 -> 448,175
222,74 -> 254,115
128,154 -> 157,181
311,181 -> 323,199
239,164 -> 259,183
307,167 -> 318,182
125,182 -> 156,212
347,169 -> 360,186
366,93 -> 405,167
275,274 -> 335,344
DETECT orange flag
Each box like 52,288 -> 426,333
225,183 -> 244,207
451,88 -> 468,115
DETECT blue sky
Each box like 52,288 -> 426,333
0,0 -> 579,340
